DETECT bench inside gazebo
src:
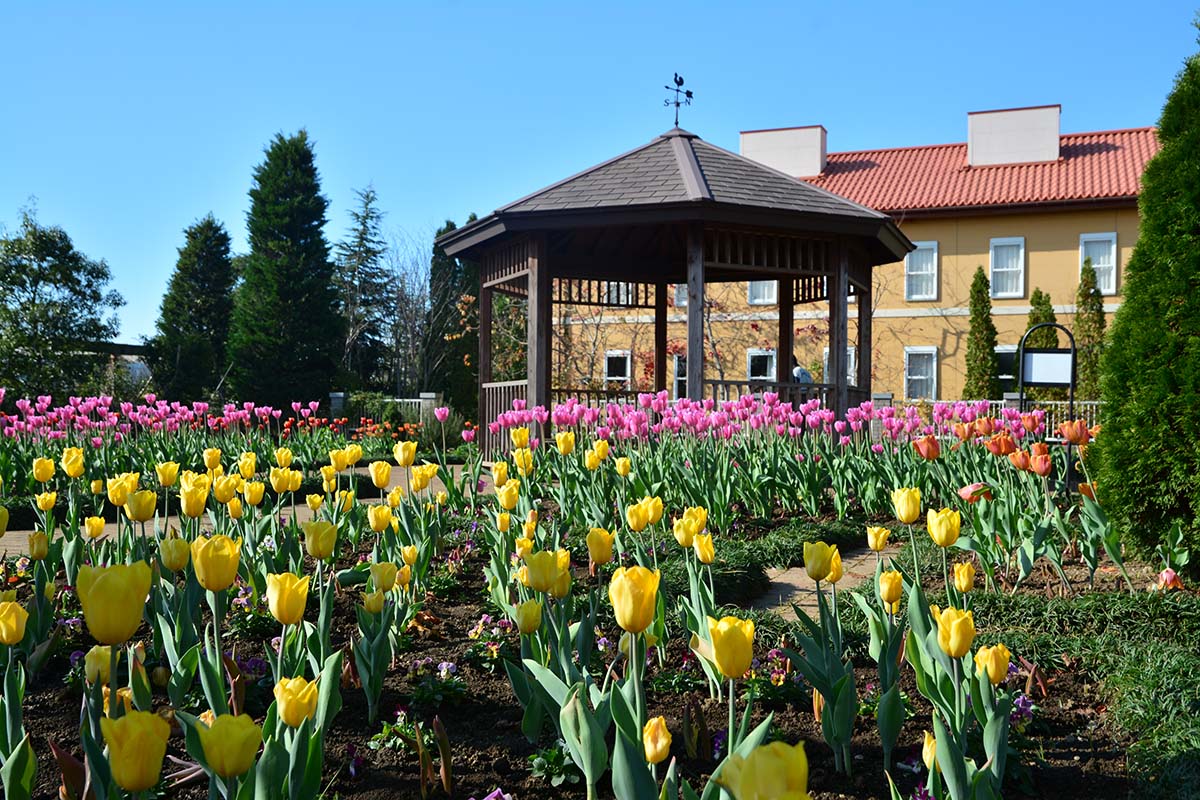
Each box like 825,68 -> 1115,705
436,127 -> 912,453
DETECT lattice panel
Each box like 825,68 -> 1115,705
792,275 -> 829,304
553,279 -> 654,308
704,228 -> 833,273
481,237 -> 534,287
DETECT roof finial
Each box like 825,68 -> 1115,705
664,73 -> 693,127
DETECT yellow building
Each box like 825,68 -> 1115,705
566,106 -> 1158,401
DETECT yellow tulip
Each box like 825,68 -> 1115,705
346,443 -> 363,465
396,564 -> 412,591
684,506 -> 708,531
524,550 -> 564,593
496,512 -> 511,533
0,506 -> 7,537
329,448 -> 350,472
593,439 -> 610,460
33,456 -> 55,483
435,490 -> 447,506
587,528 -> 615,565
923,730 -> 939,773
198,713 -> 262,778
549,566 -> 572,599
625,502 -> 649,533
106,474 -> 135,506
510,426 -> 529,449
615,456 -> 632,477
609,566 -> 659,634
242,481 -> 265,506
555,431 -> 575,456
936,606 -> 976,658
512,447 -> 533,477
237,451 -> 257,479
803,541 -> 834,582
891,487 -> 922,525
401,544 -> 419,566
708,615 -> 755,679
124,489 -> 157,522
156,461 -> 179,487
274,447 -> 294,468
368,504 -> 393,533
673,517 -> 697,547
84,515 -> 106,540
61,447 -> 85,479
643,716 -> 672,765
879,570 -> 903,605
411,463 -> 438,493
319,464 -> 337,486
368,461 -> 391,490
491,461 -> 508,488
826,547 -> 844,583
160,533 -> 191,572
514,598 -> 542,634
302,521 -> 337,560
0,601 -> 29,645
76,561 -> 152,644
974,643 -> 1012,686
717,740 -> 812,800
213,475 -> 240,505
646,496 -> 664,525
867,526 -> 890,551
203,448 -> 223,471
393,440 -> 417,468
266,573 -> 310,625
191,535 -> 242,592
103,685 -> 134,716
274,676 -> 319,727
927,508 -> 961,548
85,645 -> 117,684
268,467 -> 289,494
227,496 -> 244,520
306,494 -> 324,512
954,561 -> 976,594
100,711 -> 170,792
28,531 -> 49,560
361,589 -> 385,614
496,480 -> 520,511
36,491 -> 56,512
180,476 -> 210,518
584,449 -> 600,471
514,536 -> 534,560
370,562 -> 398,592
693,533 -> 715,564
90,479 -> 104,494
386,485 -> 404,508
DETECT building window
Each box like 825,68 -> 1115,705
904,346 -> 938,400
1080,232 -> 1117,296
606,282 -> 632,305
747,281 -> 777,306
674,284 -> 688,307
905,241 -> 938,301
989,237 -> 1025,299
995,345 -> 1017,395
822,346 -> 858,384
604,350 -> 631,385
673,354 -> 687,399
746,348 -> 776,381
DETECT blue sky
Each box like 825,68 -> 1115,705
2,2 -> 1196,341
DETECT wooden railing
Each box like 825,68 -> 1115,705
550,387 -> 641,408
480,380 -> 527,459
704,380 -> 835,407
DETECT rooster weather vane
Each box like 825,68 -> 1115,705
664,73 -> 693,127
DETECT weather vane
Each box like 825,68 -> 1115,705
664,73 -> 693,127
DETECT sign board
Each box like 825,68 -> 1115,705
1021,348 -> 1073,387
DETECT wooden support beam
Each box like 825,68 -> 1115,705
776,277 -> 793,384
686,224 -> 706,400
856,276 -> 872,393
526,235 -> 551,410
654,282 -> 668,393
829,241 -> 849,416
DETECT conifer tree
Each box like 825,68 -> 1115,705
226,130 -> 342,406
1096,34 -> 1200,556
1024,288 -> 1062,400
1074,258 -> 1106,401
145,215 -> 234,399
963,266 -> 1000,399
334,186 -> 390,389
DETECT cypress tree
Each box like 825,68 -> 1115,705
226,131 -> 342,406
963,266 -> 1000,399
1025,288 -> 1059,348
334,186 -> 390,389
1074,258 -> 1106,400
424,218 -> 479,420
1096,37 -> 1200,557
145,215 -> 234,400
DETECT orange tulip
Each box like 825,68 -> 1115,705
1058,419 -> 1091,445
951,422 -> 973,442
1030,453 -> 1053,477
1008,450 -> 1031,471
984,431 -> 1016,456
1079,482 -> 1096,501
1030,441 -> 1050,458
974,417 -> 995,436
912,435 -> 940,460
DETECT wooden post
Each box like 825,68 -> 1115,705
478,284 -> 493,440
686,224 -> 705,400
829,242 -> 849,416
654,282 -> 668,393
776,278 -> 793,385
856,275 -> 872,393
526,235 -> 551,410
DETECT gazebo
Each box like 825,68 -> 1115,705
437,127 -> 912,451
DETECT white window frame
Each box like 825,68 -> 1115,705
1079,232 -> 1117,296
904,241 -> 939,301
604,350 -> 631,385
606,282 -> 632,305
989,237 -> 1026,299
903,346 -> 939,400
822,346 -> 858,385
747,280 -> 777,306
673,283 -> 688,307
745,348 -> 776,381
672,354 -> 687,399
995,345 -> 1017,393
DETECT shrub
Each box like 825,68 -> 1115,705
963,266 -> 1000,400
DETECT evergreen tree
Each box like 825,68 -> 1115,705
334,186 -> 390,389
1074,258 -> 1106,400
424,218 -> 479,420
144,215 -> 234,399
0,209 -> 124,399
1096,36 -> 1200,557
226,131 -> 342,406
963,266 -> 1000,399
1025,288 -> 1059,348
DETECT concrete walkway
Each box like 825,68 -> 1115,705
748,544 -> 894,620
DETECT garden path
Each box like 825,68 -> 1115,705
748,545 -> 891,620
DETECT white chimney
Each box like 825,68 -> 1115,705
967,105 -> 1061,167
739,125 -> 827,177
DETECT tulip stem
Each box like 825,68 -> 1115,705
942,548 -> 951,608
908,524 -> 921,589
108,645 -> 119,718
277,623 -> 287,681
728,678 -> 737,753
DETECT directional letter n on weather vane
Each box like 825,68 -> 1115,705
664,73 -> 693,127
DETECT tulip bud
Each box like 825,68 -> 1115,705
370,562 -> 398,592
693,533 -> 715,564
266,573 -> 310,625
302,521 -> 337,561
879,570 -> 903,606
514,598 -> 542,635
935,606 -> 976,658
198,713 -> 262,778
274,447 -> 294,468
953,561 -> 976,594
927,508 -> 961,547
866,526 -> 890,551
803,541 -> 834,582
274,676 -> 319,727
643,716 -> 672,765
101,711 -> 170,791
361,590 -> 385,614
615,456 -> 632,477
32,457 -> 56,483
190,535 -> 242,592
160,533 -> 191,572
0,601 -> 30,646
609,566 -> 659,634
28,531 -> 49,560
368,461 -> 391,490
586,528 -> 614,566
974,643 -> 1012,686
708,615 -> 755,679
891,487 -> 921,524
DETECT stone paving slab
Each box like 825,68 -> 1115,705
748,545 -> 896,621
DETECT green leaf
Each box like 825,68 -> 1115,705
701,713 -> 774,800
523,659 -> 570,710
611,721 -> 657,800
559,684 -> 608,789
0,734 -> 36,800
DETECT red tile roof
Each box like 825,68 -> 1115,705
801,128 -> 1158,215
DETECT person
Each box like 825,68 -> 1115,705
792,355 -> 813,384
